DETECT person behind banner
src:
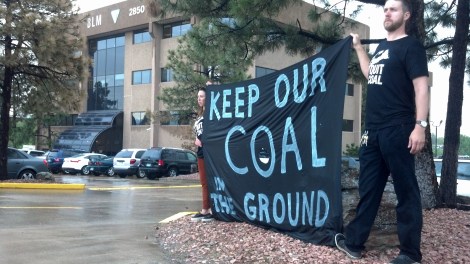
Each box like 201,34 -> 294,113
335,1 -> 429,264
191,81 -> 214,223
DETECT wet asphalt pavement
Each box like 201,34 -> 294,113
0,175 -> 202,264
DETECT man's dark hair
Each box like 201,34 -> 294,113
387,0 -> 412,14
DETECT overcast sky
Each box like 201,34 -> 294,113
75,0 -> 126,13
75,0 -> 470,136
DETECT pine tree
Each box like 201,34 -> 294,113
0,0 -> 87,180
439,0 -> 469,207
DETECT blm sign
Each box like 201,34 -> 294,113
203,37 -> 352,245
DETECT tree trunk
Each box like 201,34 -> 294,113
439,0 -> 470,207
407,0 -> 439,209
415,126 -> 439,208
0,2 -> 13,180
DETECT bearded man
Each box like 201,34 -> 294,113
335,0 -> 429,263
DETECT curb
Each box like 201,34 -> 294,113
159,211 -> 198,223
0,183 -> 86,190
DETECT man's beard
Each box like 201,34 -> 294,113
384,17 -> 404,32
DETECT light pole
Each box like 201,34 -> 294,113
431,120 -> 443,157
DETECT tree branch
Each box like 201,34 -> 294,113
296,19 -> 384,45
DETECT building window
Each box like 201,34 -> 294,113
161,68 -> 173,82
256,66 -> 276,78
88,35 -> 125,111
345,83 -> 354,96
160,111 -> 190,125
163,20 -> 191,38
342,119 -> 354,132
133,29 -> 152,44
132,70 -> 152,85
131,112 -> 150,126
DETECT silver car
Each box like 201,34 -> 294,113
7,147 -> 49,179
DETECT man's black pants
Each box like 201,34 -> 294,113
345,124 -> 423,262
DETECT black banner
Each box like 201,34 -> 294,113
203,37 -> 352,245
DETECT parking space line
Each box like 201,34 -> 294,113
159,212 -> 197,223
88,184 -> 201,191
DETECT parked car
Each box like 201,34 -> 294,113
113,148 -> 146,178
61,153 -> 108,175
7,147 -> 49,179
434,159 -> 470,197
341,156 -> 360,170
21,149 -> 46,158
138,147 -> 198,180
87,156 -> 115,176
45,149 -> 86,174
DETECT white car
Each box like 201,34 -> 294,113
21,149 -> 46,158
113,148 -> 146,178
62,153 -> 108,175
434,159 -> 470,197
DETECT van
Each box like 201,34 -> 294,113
138,147 -> 198,180
113,148 -> 146,178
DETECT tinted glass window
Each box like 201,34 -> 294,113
134,30 -> 152,44
142,149 -> 161,159
176,152 -> 187,160
255,66 -> 275,78
162,21 -> 191,38
186,152 -> 196,162
63,150 -> 80,157
48,151 -> 60,158
161,150 -> 171,159
131,111 -> 149,126
29,151 -> 44,156
132,70 -> 152,85
136,150 -> 145,158
116,150 -> 133,158
159,110 -> 190,125
345,83 -> 354,96
342,119 -> 354,132
7,149 -> 21,159
88,35 -> 125,111
161,68 -> 173,82
116,36 -> 125,46
115,47 -> 125,74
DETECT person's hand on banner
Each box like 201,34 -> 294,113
195,138 -> 202,147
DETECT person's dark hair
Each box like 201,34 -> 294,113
387,0 -> 412,14
198,87 -> 206,116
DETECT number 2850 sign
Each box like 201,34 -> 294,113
129,5 -> 145,16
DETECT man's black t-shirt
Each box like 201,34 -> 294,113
365,36 -> 428,129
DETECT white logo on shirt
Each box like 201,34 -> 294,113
368,49 -> 389,85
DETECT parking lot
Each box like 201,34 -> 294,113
0,175 -> 202,264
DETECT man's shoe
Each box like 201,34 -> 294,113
190,213 -> 207,222
389,255 -> 420,264
201,214 -> 214,222
335,233 -> 361,259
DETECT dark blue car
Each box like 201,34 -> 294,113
87,156 -> 115,176
45,149 -> 85,174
